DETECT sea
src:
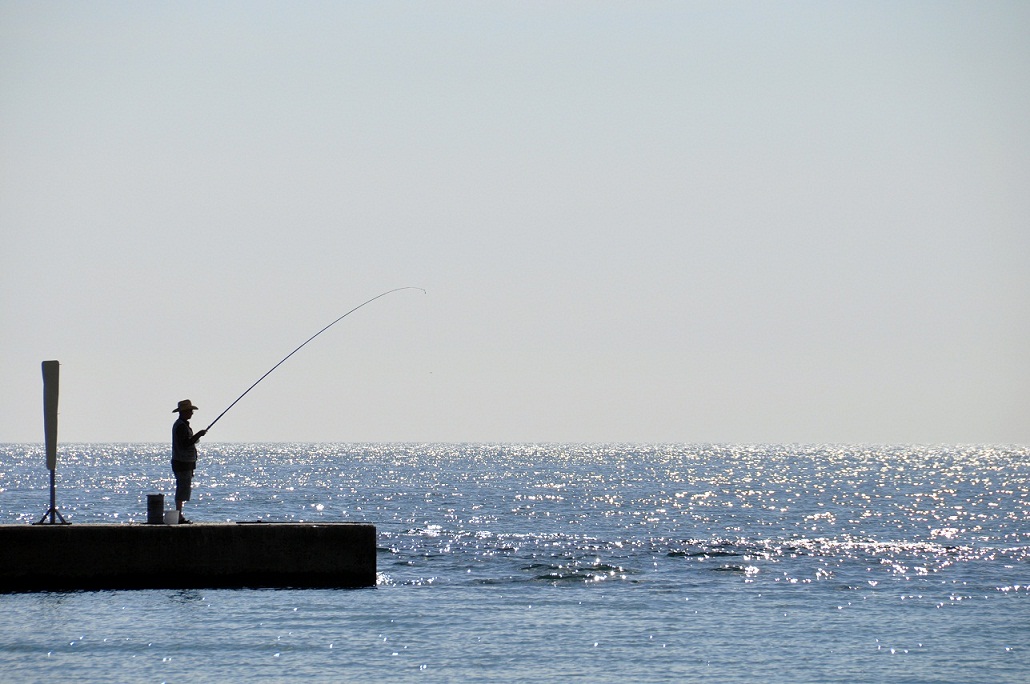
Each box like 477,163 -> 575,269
0,443 -> 1027,683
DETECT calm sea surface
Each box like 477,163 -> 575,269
0,443 -> 1027,682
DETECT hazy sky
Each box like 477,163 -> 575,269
2,1 -> 1028,444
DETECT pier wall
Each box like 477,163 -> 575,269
0,522 -> 376,591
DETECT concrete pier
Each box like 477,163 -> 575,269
0,522 -> 376,592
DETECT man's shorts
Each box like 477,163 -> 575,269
171,459 -> 196,502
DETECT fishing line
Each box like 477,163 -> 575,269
205,286 -> 425,432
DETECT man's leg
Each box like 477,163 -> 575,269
172,462 -> 193,522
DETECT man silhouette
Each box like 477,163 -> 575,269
171,399 -> 207,523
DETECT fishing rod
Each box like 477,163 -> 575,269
204,286 -> 425,433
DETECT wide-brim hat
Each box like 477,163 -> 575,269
173,399 -> 199,413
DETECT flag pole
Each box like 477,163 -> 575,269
35,360 -> 68,525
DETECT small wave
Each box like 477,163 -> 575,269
523,560 -> 638,584
667,550 -> 742,558
711,564 -> 760,576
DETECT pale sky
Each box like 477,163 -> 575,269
2,1 -> 1028,444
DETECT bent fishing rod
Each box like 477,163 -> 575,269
204,286 -> 425,433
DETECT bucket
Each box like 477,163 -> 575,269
146,494 -> 164,524
163,510 -> 179,525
